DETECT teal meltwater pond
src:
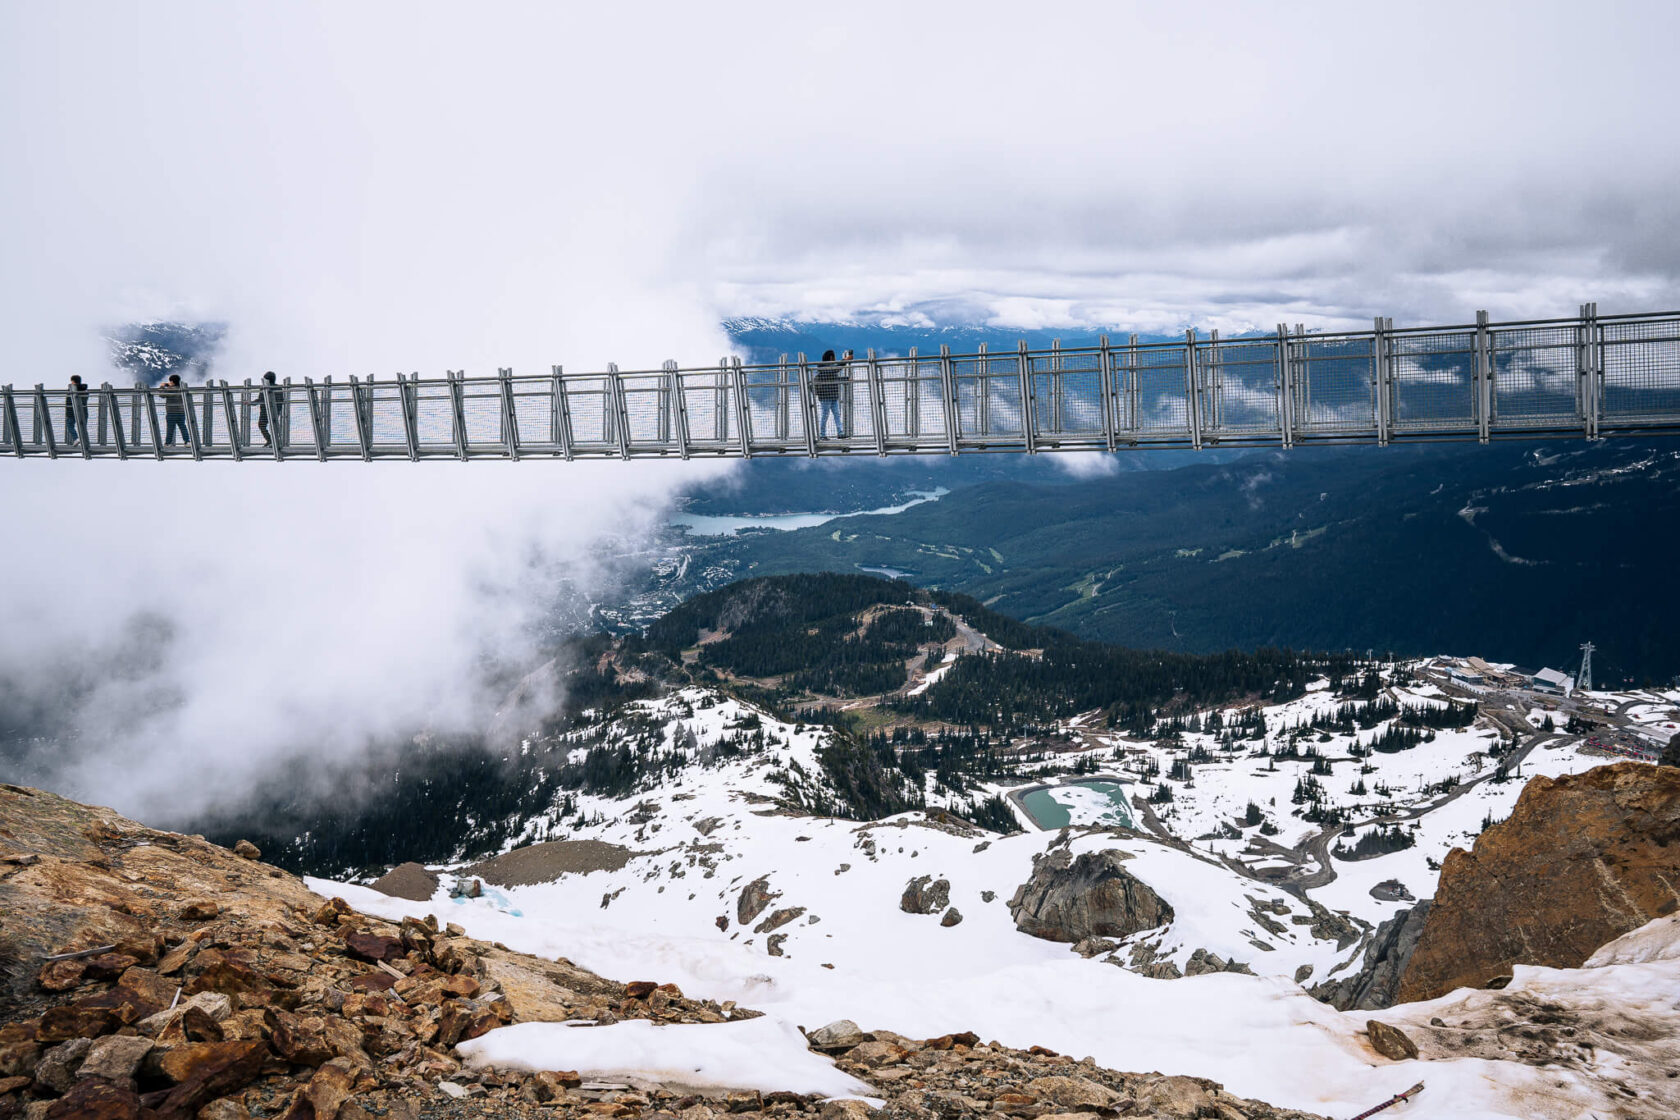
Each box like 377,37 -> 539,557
1018,780 -> 1135,830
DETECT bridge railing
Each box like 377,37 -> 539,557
5,305 -> 1680,461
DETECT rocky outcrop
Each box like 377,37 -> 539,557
368,862 -> 439,902
900,876 -> 951,915
0,785 -> 748,1119
737,875 -> 780,926
1397,763 -> 1680,1002
1311,902 -> 1430,1010
1008,849 -> 1173,944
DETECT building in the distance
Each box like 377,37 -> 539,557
1531,667 -> 1574,695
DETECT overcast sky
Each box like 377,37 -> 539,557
2,2 -> 1675,820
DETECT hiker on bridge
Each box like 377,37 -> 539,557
256,371 -> 281,447
159,373 -> 189,446
63,375 -> 89,446
814,349 -> 850,438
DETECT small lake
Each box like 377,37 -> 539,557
1018,779 -> 1135,830
670,489 -> 947,537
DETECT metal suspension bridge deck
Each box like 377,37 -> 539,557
5,304 -> 1679,463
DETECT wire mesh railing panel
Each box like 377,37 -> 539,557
676,372 -> 737,447
322,386 -> 358,447
949,358 -> 1019,441
460,384 -> 502,446
620,374 -> 673,445
510,382 -> 554,449
1602,318 -> 1680,419
1132,345 -> 1192,436
1030,351 -> 1106,437
1202,340 -> 1279,433
1390,330 -> 1477,430
1299,338 -> 1375,432
408,383 -> 452,448
563,379 -> 616,450
1490,326 -> 1579,425
366,385 -> 408,449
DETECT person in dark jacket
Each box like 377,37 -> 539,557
64,375 -> 90,446
814,349 -> 849,438
255,371 -> 281,446
159,373 -> 189,446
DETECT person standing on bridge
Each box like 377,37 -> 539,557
255,371 -> 281,447
814,349 -> 849,439
63,375 -> 89,447
159,373 -> 190,446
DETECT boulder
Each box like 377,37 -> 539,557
900,876 -> 950,915
1397,763 -> 1680,1002
806,1020 -> 865,1052
939,908 -> 964,928
1311,902 -> 1430,1010
369,863 -> 438,902
32,1038 -> 92,1094
736,877 -> 779,927
232,840 -> 262,861
1365,1020 -> 1418,1061
1024,1075 -> 1125,1111
1009,850 -> 1173,944
147,1039 -> 268,1119
753,906 -> 806,934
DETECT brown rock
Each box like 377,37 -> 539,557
312,898 -> 353,925
83,953 -> 141,982
147,1041 -> 268,1120
736,877 -> 779,927
268,1011 -> 336,1066
301,1057 -> 358,1120
341,932 -> 402,964
179,901 -> 221,922
1365,1020 -> 1418,1061
233,840 -> 262,861
0,1041 -> 40,1079
900,877 -> 950,915
43,1077 -> 141,1120
1398,763 -> 1680,1002
624,981 -> 658,1000
181,1006 -> 225,1043
197,1100 -> 251,1120
37,1006 -> 119,1043
434,1000 -> 507,1047
368,864 -> 439,903
818,1101 -> 876,1120
186,955 -> 277,1010
32,1038 -> 91,1092
0,1074 -> 31,1094
37,960 -> 88,992
1024,1075 -> 1125,1111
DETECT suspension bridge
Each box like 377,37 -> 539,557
4,304 -> 1678,463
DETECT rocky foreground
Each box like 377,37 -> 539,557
0,784 -> 1321,1120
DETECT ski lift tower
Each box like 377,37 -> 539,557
1578,642 -> 1595,692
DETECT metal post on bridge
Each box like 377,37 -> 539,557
305,377 -> 330,461
1097,334 -> 1117,452
141,382 -> 163,460
271,378 -> 291,462
446,371 -> 469,461
551,365 -> 575,460
496,368 -> 519,461
938,344 -> 959,454
33,385 -> 57,459
1275,324 -> 1294,449
2,385 -> 22,459
1050,339 -> 1064,435
101,384 -> 127,459
1577,302 -> 1602,440
906,347 -> 920,439
607,362 -> 631,459
199,382 -> 215,453
1206,329 -> 1223,434
1127,334 -> 1141,443
1473,310 -> 1492,443
397,373 -> 419,461
218,381 -> 243,462
795,352 -> 817,455
977,342 -> 991,437
351,375 -> 374,461
668,360 -> 692,459
730,357 -> 753,458
1016,340 -> 1037,453
1183,330 -> 1203,451
865,348 -> 887,455
1373,316 -> 1393,446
